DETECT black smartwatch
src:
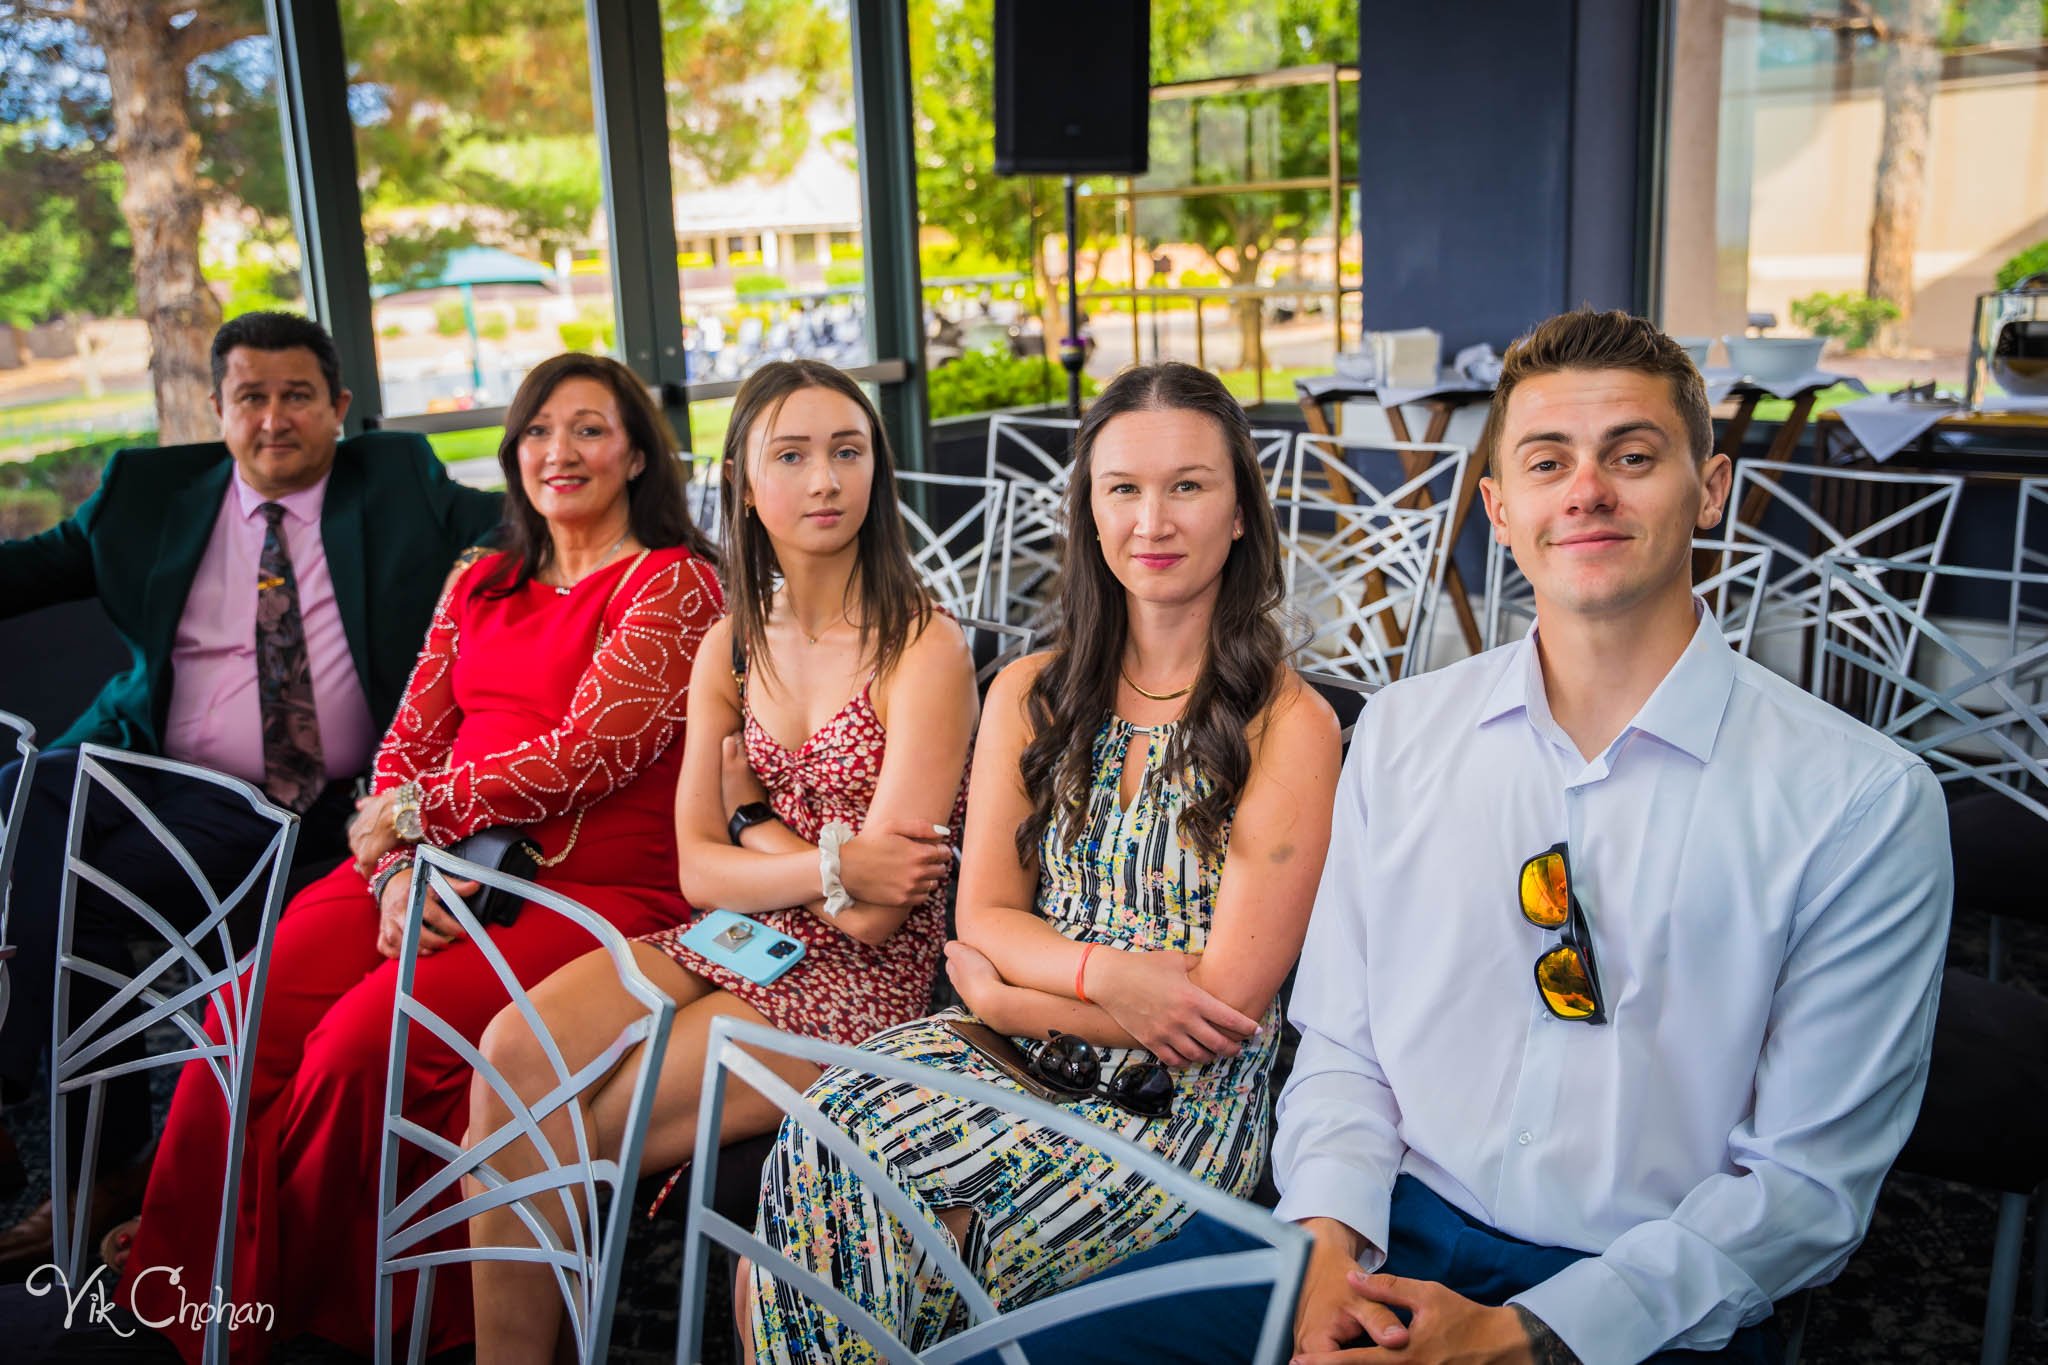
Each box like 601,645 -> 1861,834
728,801 -> 778,846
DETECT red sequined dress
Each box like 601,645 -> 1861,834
121,546 -> 722,1364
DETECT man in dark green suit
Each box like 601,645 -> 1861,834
0,312 -> 502,1274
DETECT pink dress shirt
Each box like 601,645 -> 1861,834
162,468 -> 377,788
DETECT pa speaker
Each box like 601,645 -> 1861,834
993,0 -> 1149,176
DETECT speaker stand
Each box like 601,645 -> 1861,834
1059,174 -> 1086,419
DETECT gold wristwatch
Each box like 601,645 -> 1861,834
392,781 -> 426,843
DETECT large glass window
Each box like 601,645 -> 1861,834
1661,1 -> 2048,387
1,6 -> 302,533
340,0 -> 607,422
660,0 -> 870,452
908,1 -> 1359,418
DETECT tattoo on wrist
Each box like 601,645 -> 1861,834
1513,1307 -> 1582,1365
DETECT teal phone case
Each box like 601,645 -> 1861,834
680,909 -> 807,986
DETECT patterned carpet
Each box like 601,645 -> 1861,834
4,907 -> 2041,1364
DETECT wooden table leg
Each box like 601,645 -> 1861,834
1298,393 -> 1336,438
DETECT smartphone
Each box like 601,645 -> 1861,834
680,909 -> 807,986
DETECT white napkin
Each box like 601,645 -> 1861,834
1833,394 -> 1958,463
1701,367 -> 1869,404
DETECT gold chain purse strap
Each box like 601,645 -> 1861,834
528,548 -> 652,869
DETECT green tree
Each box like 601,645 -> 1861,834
0,130 -> 132,328
1,0 -> 271,440
910,0 -> 1357,370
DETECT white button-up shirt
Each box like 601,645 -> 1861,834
1274,607 -> 1951,1365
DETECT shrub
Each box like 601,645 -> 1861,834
379,321 -> 405,339
433,300 -> 467,337
1788,291 -> 1899,352
1997,240 -> 2048,291
927,348 -> 1097,420
0,433 -> 145,518
477,310 -> 510,341
829,242 -> 865,262
824,262 -> 865,287
677,250 -> 713,270
733,273 -> 789,298
557,319 -> 599,352
513,304 -> 539,331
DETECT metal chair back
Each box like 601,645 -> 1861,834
898,469 -> 1008,620
986,416 -> 1079,633
1279,498 -> 1447,685
373,845 -> 677,1365
1728,461 -> 1963,678
676,1016 -> 1310,1365
0,710 -> 38,1036
1814,557 -> 2048,820
50,745 -> 297,1365
1286,435 -> 1469,675
958,617 -> 1036,694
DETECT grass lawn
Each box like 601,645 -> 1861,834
0,389 -> 154,428
424,426 -> 505,463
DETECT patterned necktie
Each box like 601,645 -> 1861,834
256,502 -> 324,813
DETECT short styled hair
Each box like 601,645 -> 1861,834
1477,308 -> 1712,475
210,311 -> 345,403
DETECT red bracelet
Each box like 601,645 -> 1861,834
1075,943 -> 1098,1003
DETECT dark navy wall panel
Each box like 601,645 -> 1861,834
1357,0 -> 1653,359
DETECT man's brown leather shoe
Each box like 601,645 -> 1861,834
0,1153 -> 153,1281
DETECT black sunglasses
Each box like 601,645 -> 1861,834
1518,842 -> 1609,1025
1021,1031 -> 1176,1118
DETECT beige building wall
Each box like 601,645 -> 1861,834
1663,34 -> 2048,356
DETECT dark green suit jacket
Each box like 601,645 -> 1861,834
0,430 -> 504,758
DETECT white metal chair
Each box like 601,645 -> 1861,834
676,1016 -> 1310,1365
373,845 -> 678,1365
50,745 -> 297,1365
1278,498 -> 1448,686
1728,461 -> 1964,680
1814,556 -> 2048,1365
987,416 -> 1080,634
1287,434 -> 1470,676
898,469 -> 1008,620
959,617 -> 1037,693
0,710 -> 38,1036
1247,426 -> 1294,500
1482,537 -> 1775,655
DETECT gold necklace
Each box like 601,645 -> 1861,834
797,611 -> 851,645
1121,667 -> 1196,702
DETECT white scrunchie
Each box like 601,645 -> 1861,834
818,820 -> 855,918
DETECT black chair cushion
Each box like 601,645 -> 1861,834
1896,967 -> 2048,1195
1946,788 -> 2048,928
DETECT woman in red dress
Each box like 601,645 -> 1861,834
113,353 -> 723,1363
465,359 -> 978,1363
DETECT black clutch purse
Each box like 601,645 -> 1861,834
444,827 -> 542,927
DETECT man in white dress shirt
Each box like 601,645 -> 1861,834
1275,309 -> 1952,1364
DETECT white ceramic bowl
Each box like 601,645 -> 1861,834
1672,336 -> 1712,369
1720,335 -> 1825,384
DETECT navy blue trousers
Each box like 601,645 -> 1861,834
972,1174 -> 1782,1365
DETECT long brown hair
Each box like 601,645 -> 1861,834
1016,362 -> 1288,864
718,359 -> 932,685
476,352 -> 715,598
